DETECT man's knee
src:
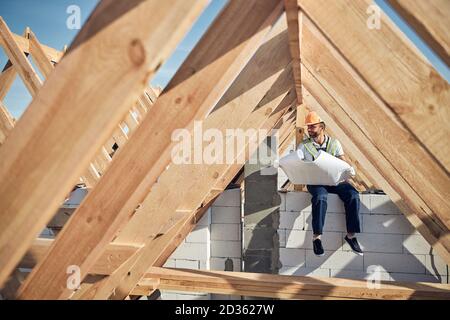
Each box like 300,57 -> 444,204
312,193 -> 328,203
348,189 -> 360,201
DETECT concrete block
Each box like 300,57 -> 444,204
176,293 -> 210,300
286,230 -> 342,251
244,227 -> 276,250
185,225 -> 209,243
279,248 -> 306,267
210,257 -> 241,271
211,223 -> 240,241
363,214 -> 415,234
371,194 -> 400,214
305,250 -> 364,271
163,259 -> 176,268
199,260 -> 208,270
39,228 -> 54,239
425,254 -> 448,277
389,272 -> 443,283
244,254 -> 271,273
211,240 -> 241,258
330,269 -> 391,281
304,212 -> 347,233
279,266 -> 330,277
359,194 -> 371,214
285,192 -> 312,212
280,211 -> 304,230
171,242 -> 208,261
211,206 -> 241,224
278,229 -> 286,248
402,235 -> 432,255
160,292 -> 178,300
343,233 -> 403,254
364,252 -> 426,274
243,206 -> 278,228
196,209 -> 211,226
175,259 -> 200,269
213,188 -> 241,207
278,192 -> 286,211
244,181 -> 277,206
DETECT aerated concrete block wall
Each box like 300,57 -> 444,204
160,188 -> 242,300
278,191 -> 449,284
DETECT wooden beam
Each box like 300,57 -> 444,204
0,62 -> 16,101
284,0 -> 302,104
19,238 -> 140,276
387,0 -> 450,66
298,0 -> 450,174
0,28 -> 63,63
0,100 -> 14,145
0,17 -> 42,96
134,267 -> 450,300
0,0 -> 207,290
17,0 -> 283,300
28,30 -> 54,79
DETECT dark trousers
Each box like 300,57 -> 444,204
307,182 -> 361,235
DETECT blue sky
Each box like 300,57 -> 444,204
0,0 -> 448,119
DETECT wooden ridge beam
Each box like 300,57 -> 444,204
134,267 -> 450,300
387,0 -> 450,66
0,0 -> 207,290
17,0 -> 283,300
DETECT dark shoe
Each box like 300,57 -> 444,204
345,235 -> 364,256
313,238 -> 325,256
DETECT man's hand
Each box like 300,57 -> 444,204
337,155 -> 356,178
337,154 -> 348,163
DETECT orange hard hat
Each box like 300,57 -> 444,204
304,111 -> 324,126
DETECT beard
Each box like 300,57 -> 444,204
308,131 -> 318,138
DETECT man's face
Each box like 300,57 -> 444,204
307,123 -> 323,138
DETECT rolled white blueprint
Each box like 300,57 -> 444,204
278,150 -> 355,186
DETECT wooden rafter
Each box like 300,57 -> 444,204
0,26 -> 63,63
0,18 -> 42,96
18,0 -> 284,300
387,0 -> 450,66
0,100 -> 14,145
20,238 -> 140,276
0,0 -> 207,289
132,267 -> 450,300
28,30 -> 53,79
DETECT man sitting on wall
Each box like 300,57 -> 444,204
297,111 -> 363,257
